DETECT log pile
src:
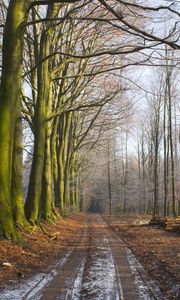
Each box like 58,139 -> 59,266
149,216 -> 164,226
173,217 -> 180,233
164,218 -> 175,231
149,216 -> 180,233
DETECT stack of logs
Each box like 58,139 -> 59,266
149,216 -> 180,233
165,218 -> 176,231
173,217 -> 180,232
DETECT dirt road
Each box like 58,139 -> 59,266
0,214 -> 165,300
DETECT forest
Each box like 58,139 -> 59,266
0,0 -> 180,239
0,1 -> 180,300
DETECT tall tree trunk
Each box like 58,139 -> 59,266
152,98 -> 161,218
57,115 -> 65,212
141,135 -> 146,214
75,175 -> 79,210
107,141 -> 112,215
70,153 -> 76,209
153,131 -> 159,217
166,131 -> 170,216
163,83 -> 168,217
0,0 -> 31,238
41,79 -> 57,222
51,122 -> 59,207
63,112 -> 73,207
137,139 -> 141,212
25,6 -> 52,225
11,105 -> 29,229
167,71 -> 176,217
147,140 -> 153,215
123,131 -> 128,215
41,125 -> 55,222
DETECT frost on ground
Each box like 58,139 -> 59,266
0,248 -> 74,300
0,215 -> 172,300
67,258 -> 86,300
79,235 -> 122,300
106,215 -> 180,300
0,272 -> 52,300
127,248 -> 165,300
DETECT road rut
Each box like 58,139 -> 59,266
39,214 -> 162,300
0,214 -> 165,300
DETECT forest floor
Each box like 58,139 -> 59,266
0,213 -> 179,300
104,215 -> 180,300
0,214 -> 86,291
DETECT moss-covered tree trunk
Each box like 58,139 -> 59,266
25,97 -> 47,225
57,115 -> 65,212
51,121 -> 60,207
64,166 -> 70,207
41,129 -> 55,222
70,173 -> 75,208
11,105 -> 29,229
25,7 -> 52,225
71,163 -> 79,211
63,112 -> 73,207
0,0 -> 31,238
75,174 -> 79,210
70,151 -> 79,210
70,116 -> 79,210
41,89 -> 57,222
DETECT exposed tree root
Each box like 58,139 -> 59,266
38,221 -> 59,240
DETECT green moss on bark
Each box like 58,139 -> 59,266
12,107 -> 29,230
0,0 -> 31,239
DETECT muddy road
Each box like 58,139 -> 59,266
0,214 -> 165,300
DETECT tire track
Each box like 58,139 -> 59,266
39,219 -> 91,300
0,214 -> 166,300
101,215 -> 166,300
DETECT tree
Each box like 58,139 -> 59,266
0,0 -> 32,239
0,0 -> 180,239
0,0 -> 79,238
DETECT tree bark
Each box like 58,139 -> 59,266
63,112 -> 73,207
0,0 -> 31,239
11,105 -> 29,229
25,6 -> 52,224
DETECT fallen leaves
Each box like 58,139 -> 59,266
0,214 -> 86,290
106,216 -> 180,300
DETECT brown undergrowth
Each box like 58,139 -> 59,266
0,214 -> 86,290
105,215 -> 180,300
